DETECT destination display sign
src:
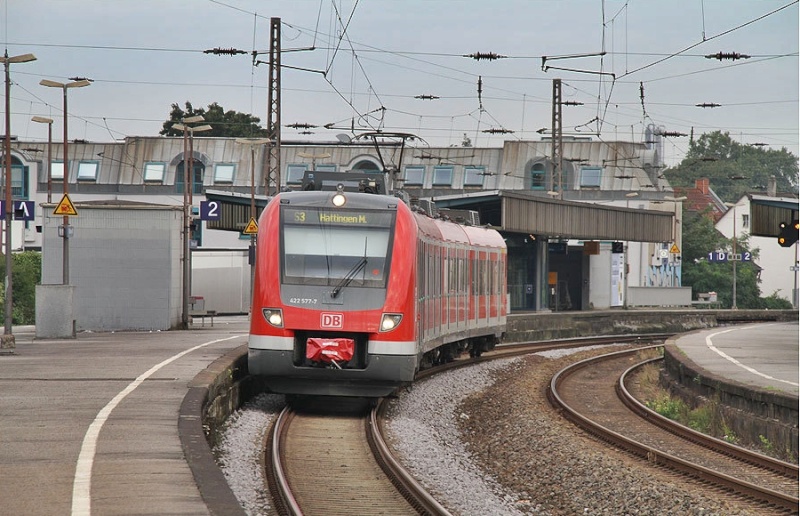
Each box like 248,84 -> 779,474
283,207 -> 394,227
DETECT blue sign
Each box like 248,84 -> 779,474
15,201 -> 35,221
0,200 -> 36,221
707,250 -> 752,262
200,200 -> 221,221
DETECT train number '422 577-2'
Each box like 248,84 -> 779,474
289,298 -> 318,305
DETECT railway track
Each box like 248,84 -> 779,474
262,335 -> 670,515
266,398 -> 448,515
548,345 -> 799,514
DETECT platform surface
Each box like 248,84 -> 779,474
672,322 -> 799,396
0,317 -> 249,516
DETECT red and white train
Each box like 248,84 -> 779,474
248,184 -> 507,397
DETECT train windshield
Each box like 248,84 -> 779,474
280,206 -> 395,288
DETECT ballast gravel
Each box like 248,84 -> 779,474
217,344 -> 763,515
216,393 -> 282,515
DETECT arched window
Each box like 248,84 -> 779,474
530,163 -> 546,190
176,160 -> 205,194
351,160 -> 381,173
0,155 -> 29,199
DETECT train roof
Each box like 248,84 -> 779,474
412,210 -> 505,249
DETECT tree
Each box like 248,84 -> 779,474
679,207 -> 781,309
663,131 -> 798,204
160,102 -> 268,138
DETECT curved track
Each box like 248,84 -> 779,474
548,346 -> 799,514
263,335 -> 670,515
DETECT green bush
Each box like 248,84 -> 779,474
0,251 -> 42,325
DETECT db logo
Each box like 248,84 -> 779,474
321,312 -> 343,328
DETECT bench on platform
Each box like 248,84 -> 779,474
189,296 -> 216,327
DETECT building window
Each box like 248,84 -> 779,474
404,165 -> 424,186
11,166 -> 27,198
351,159 -> 381,173
432,165 -> 454,186
51,160 -> 65,180
315,164 -> 337,172
580,166 -> 602,188
742,213 -> 750,228
77,161 -> 99,181
0,164 -> 29,199
214,164 -> 235,184
286,164 -> 308,184
176,162 -> 204,194
464,166 -> 485,187
530,163 -> 545,190
143,162 -> 165,182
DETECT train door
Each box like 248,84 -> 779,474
459,248 -> 467,333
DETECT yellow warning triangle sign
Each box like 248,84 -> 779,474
670,243 -> 680,254
243,217 -> 258,235
54,194 -> 78,216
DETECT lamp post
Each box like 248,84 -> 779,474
172,117 -> 211,329
2,51 -> 36,348
235,138 -> 271,310
40,78 -> 91,286
724,202 -> 739,310
31,116 -> 54,203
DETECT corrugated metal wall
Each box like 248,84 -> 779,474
502,193 -> 673,242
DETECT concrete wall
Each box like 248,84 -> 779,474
663,343 -> 798,461
41,203 -> 183,331
627,286 -> 692,307
191,250 -> 251,314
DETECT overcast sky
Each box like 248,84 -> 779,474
3,0 -> 798,166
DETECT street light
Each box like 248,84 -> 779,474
297,151 -> 331,170
31,116 -> 54,203
173,117 -> 211,329
2,51 -> 37,349
236,138 -> 271,311
40,78 -> 91,287
724,202 -> 740,310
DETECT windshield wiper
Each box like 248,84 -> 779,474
331,257 -> 367,298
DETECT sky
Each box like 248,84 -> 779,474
2,0 -> 798,167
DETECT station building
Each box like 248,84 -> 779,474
4,131 -> 683,315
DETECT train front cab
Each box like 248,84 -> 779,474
248,191 -> 420,397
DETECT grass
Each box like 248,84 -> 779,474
636,362 -> 753,452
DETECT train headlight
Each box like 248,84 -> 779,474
380,313 -> 402,332
332,183 -> 346,207
262,308 -> 284,328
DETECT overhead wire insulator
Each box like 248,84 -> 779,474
204,47 -> 248,56
286,122 -> 317,129
561,101 -> 583,106
464,52 -> 507,61
482,128 -> 514,134
704,51 -> 750,61
696,103 -> 722,108
414,94 -> 440,100
656,130 -> 688,137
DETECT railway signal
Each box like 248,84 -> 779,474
777,220 -> 799,247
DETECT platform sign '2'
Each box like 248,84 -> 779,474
200,200 -> 221,221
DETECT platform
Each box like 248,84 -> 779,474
669,322 -> 799,397
0,317 -> 249,516
664,322 -> 799,459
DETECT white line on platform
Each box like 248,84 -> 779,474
70,334 -> 243,516
705,326 -> 799,388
